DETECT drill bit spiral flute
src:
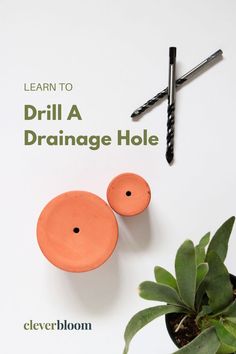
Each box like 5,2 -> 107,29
166,47 -> 176,164
131,49 -> 223,119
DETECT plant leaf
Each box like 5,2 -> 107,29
172,327 -> 220,354
207,216 -> 235,262
223,321 -> 236,338
213,321 -> 236,351
175,240 -> 196,310
205,251 -> 233,312
195,246 -> 205,266
195,232 -> 210,265
194,263 -> 209,312
225,318 -> 236,325
224,320 -> 236,338
195,281 -> 207,312
222,300 -> 236,322
139,281 -> 184,307
123,305 -> 185,354
154,266 -> 178,291
199,232 -> 211,248
196,263 -> 209,290
196,305 -> 212,321
196,232 -> 210,265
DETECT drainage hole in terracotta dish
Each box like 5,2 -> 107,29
73,227 -> 80,234
126,191 -> 132,197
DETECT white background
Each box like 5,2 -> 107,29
0,0 -> 236,353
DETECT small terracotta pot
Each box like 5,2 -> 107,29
37,191 -> 118,272
165,274 -> 236,352
106,173 -> 151,216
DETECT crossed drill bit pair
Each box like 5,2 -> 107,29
131,49 -> 223,164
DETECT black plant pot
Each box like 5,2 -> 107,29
165,274 -> 236,350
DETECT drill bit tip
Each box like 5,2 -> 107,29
131,110 -> 139,118
166,151 -> 174,164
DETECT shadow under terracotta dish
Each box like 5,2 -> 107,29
37,191 -> 118,272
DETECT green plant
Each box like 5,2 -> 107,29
123,217 -> 236,354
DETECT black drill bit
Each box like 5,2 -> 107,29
131,49 -> 223,119
166,47 -> 177,164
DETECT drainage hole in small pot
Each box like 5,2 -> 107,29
73,227 -> 80,234
126,191 -> 132,197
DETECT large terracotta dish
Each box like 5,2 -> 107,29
37,191 -> 118,272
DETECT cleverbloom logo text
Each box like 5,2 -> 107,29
24,320 -> 92,331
